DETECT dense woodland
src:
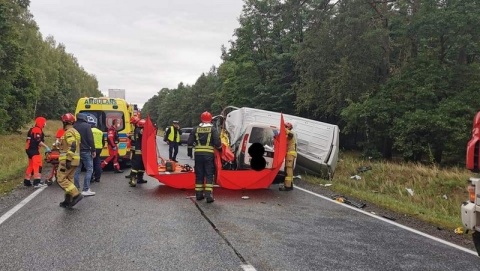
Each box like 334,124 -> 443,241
142,0 -> 480,165
0,0 -> 101,133
2,0 -> 480,165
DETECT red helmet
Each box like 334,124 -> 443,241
130,116 -> 140,124
137,119 -> 146,128
35,117 -> 46,128
285,122 -> 293,130
201,111 -> 212,123
61,113 -> 75,124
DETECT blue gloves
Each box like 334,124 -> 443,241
45,146 -> 52,153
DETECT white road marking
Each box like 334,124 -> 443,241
0,186 -> 47,226
295,186 -> 478,256
241,264 -> 257,271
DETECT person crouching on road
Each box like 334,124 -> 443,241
101,119 -> 123,173
87,114 -> 104,183
279,122 -> 297,191
129,119 -> 147,187
73,113 -> 96,197
24,116 -> 51,188
164,120 -> 181,162
125,116 -> 140,180
187,111 -> 221,203
57,113 -> 84,208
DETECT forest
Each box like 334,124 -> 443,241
2,0 -> 480,165
0,0 -> 102,133
142,0 -> 480,165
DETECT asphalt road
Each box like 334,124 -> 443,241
0,139 -> 479,271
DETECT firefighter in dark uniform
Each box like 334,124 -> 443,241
187,111 -> 221,203
129,119 -> 147,187
125,116 -> 140,179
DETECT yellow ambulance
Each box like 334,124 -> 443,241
75,97 -> 135,166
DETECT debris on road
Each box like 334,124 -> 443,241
241,196 -> 250,200
357,166 -> 372,173
350,175 -> 362,180
331,195 -> 366,209
406,188 -> 414,196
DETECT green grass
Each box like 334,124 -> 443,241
0,120 -> 63,194
305,151 -> 471,230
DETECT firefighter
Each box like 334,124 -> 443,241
187,111 -> 221,203
101,119 -> 123,173
24,116 -> 51,188
129,119 -> 147,187
57,113 -> 84,208
125,116 -> 140,179
279,122 -> 297,191
164,120 -> 181,162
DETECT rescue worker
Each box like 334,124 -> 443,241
57,113 -> 84,208
125,116 -> 140,179
129,119 -> 147,187
101,118 -> 123,173
87,114 -> 103,183
164,120 -> 181,162
24,116 -> 51,188
279,122 -> 297,191
187,111 -> 221,203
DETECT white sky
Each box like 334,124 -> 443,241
29,0 -> 244,108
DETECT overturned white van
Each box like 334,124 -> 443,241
218,106 -> 340,180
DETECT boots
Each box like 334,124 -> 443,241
279,183 -> 294,191
129,176 -> 137,187
24,179 -> 32,187
137,172 -> 147,184
69,193 -> 84,208
114,169 -> 124,173
59,194 -> 72,208
195,192 -> 205,201
33,179 -> 45,188
125,171 -> 132,179
205,192 -> 214,203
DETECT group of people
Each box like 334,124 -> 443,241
24,110 -> 296,208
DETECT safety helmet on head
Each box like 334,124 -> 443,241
200,111 -> 212,123
85,113 -> 97,127
285,122 -> 293,130
130,116 -> 140,124
137,119 -> 146,128
61,113 -> 76,124
35,117 -> 47,128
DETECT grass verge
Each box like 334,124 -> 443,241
305,151 -> 470,230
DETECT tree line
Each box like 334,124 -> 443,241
142,0 -> 480,165
0,0 -> 101,133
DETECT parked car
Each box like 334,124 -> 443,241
180,127 -> 193,145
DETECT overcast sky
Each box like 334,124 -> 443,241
29,0 -> 244,108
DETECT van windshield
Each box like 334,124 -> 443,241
80,110 -> 125,132
249,127 -> 275,147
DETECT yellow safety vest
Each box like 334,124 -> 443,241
195,126 -> 214,153
167,126 -> 180,143
92,127 -> 104,149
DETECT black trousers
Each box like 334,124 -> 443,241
168,142 -> 179,160
194,154 -> 214,195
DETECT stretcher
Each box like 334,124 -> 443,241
44,149 -> 60,186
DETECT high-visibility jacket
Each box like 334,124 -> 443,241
92,127 -> 104,150
166,126 -> 180,143
189,124 -> 221,155
286,129 -> 297,157
59,126 -> 81,166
